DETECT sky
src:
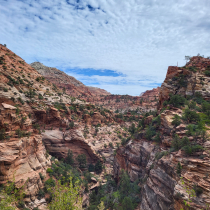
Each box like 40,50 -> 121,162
0,0 -> 210,96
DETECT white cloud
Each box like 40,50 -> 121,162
0,0 -> 210,95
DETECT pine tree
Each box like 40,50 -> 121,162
65,149 -> 74,166
177,162 -> 182,176
95,160 -> 103,174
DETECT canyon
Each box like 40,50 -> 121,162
1,43 -> 210,210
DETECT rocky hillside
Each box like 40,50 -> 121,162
31,62 -> 111,97
31,62 -> 159,113
113,56 -> 210,210
79,88 -> 160,113
0,45 -> 145,209
3,42 -> 210,210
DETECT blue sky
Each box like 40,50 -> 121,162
0,0 -> 210,95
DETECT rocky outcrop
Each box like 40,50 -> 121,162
114,140 -> 178,210
42,129 -> 99,164
31,62 -> 111,97
0,135 -> 51,208
140,87 -> 160,98
158,57 -> 210,109
114,138 -> 210,210
87,86 -> 111,96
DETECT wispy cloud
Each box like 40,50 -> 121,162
0,0 -> 210,95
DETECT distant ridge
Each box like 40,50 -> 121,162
31,62 -> 111,97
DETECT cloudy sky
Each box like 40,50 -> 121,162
1,0 -> 210,95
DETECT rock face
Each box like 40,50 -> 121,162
0,135 -> 51,206
140,87 -> 160,98
31,62 -> 111,97
42,130 -> 99,164
114,140 -> 177,210
113,56 -> 210,210
114,138 -> 210,209
158,57 -> 210,109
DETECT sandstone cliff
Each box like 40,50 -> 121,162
113,56 -> 210,210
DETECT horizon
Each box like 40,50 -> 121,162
1,0 -> 209,96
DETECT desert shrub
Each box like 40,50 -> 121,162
145,125 -> 156,140
155,151 -> 168,160
3,87 -> 8,92
47,168 -> 53,175
204,70 -> 210,77
15,129 -> 31,138
193,92 -> 204,104
182,109 -> 200,123
183,144 -> 204,155
25,89 -> 36,98
172,134 -> 181,151
152,115 -> 161,127
109,142 -> 114,148
18,97 -> 24,105
38,94 -> 43,100
33,123 -> 40,130
17,200 -> 25,208
45,178 -> 56,189
37,189 -> 45,200
181,136 -> 190,147
172,114 -> 181,127
188,101 -> 196,109
177,162 -> 182,176
154,132 -> 162,143
172,74 -> 188,87
68,121 -> 74,129
193,185 -> 203,196
0,129 -> 6,140
39,172 -> 45,181
165,94 -> 186,108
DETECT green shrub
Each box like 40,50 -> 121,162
172,134 -> 181,151
45,178 -> 56,188
3,87 -> 8,92
154,132 -> 162,143
88,164 -> 95,172
69,121 -> 74,129
155,151 -> 168,160
145,125 -> 156,140
177,162 -> 182,176
165,94 -> 186,108
18,97 -> 24,105
46,168 -> 53,174
172,114 -> 181,127
188,101 -> 196,109
39,172 -> 44,181
38,94 -> 43,100
95,160 -> 103,174
109,142 -> 114,148
183,144 -> 203,155
172,74 -> 188,87
182,109 -> 200,123
181,136 -> 190,147
76,154 -> 87,169
0,129 -> 6,140
193,185 -> 203,196
204,70 -> 210,77
37,189 -> 45,200
65,150 -> 74,166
